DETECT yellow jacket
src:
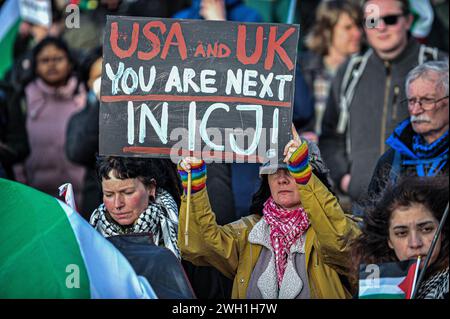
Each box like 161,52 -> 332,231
179,173 -> 361,299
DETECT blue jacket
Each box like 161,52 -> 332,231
368,118 -> 448,197
173,0 -> 262,22
385,119 -> 448,177
292,66 -> 314,129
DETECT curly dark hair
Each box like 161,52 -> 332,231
96,156 -> 182,208
350,176 -> 449,287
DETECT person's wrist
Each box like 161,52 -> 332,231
287,141 -> 312,185
178,160 -> 207,194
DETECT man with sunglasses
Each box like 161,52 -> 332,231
320,0 -> 447,206
368,61 -> 448,198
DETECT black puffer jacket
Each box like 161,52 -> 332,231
65,93 -> 102,220
0,81 -> 29,179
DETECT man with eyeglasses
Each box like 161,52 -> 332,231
320,0 -> 448,206
368,61 -> 448,198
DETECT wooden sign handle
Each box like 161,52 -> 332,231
185,171 -> 192,246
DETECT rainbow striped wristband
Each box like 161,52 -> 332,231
177,160 -> 207,194
287,141 -> 312,185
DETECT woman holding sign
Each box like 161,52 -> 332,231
177,129 -> 360,298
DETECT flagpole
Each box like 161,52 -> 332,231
287,0 -> 297,24
411,202 -> 449,299
410,256 -> 421,299
185,170 -> 192,246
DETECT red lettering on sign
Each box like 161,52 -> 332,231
264,26 -> 295,71
207,42 -> 218,57
161,22 -> 187,61
218,43 -> 231,58
194,42 -> 206,57
110,22 -> 140,59
236,25 -> 263,65
138,21 -> 167,60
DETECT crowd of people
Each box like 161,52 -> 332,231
0,0 -> 448,299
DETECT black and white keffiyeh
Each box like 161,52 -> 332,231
416,267 -> 449,299
90,188 -> 180,259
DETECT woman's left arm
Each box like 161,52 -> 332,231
286,139 -> 361,276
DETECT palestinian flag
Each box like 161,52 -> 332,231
359,259 -> 420,299
0,178 -> 157,299
69,0 -> 99,10
0,0 -> 20,79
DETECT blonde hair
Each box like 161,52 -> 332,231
306,0 -> 362,56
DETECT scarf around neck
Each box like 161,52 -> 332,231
90,188 -> 180,259
387,120 -> 448,177
412,130 -> 449,159
263,197 -> 310,286
416,267 -> 449,299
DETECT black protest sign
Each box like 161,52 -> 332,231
100,16 -> 299,163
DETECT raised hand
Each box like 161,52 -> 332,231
178,157 -> 204,173
177,157 -> 207,194
283,124 -> 302,164
284,125 -> 312,185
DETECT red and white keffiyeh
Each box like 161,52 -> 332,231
263,196 -> 310,286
